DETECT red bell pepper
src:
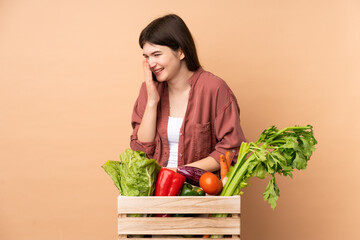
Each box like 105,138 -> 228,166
154,168 -> 186,217
155,168 -> 186,196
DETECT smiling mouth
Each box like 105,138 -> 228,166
153,68 -> 164,75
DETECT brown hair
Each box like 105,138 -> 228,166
139,14 -> 201,71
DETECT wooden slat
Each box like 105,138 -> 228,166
118,214 -> 127,239
118,196 -> 240,214
118,217 -> 240,235
232,213 -> 241,238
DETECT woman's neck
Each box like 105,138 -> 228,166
167,65 -> 194,93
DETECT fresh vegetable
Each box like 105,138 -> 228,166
199,172 -> 223,195
155,168 -> 186,217
195,187 -> 205,196
209,125 -> 317,238
102,149 -> 161,222
102,149 -> 161,196
180,183 -> 205,196
221,125 -> 317,209
220,154 -> 228,180
177,166 -> 207,186
225,151 -> 231,169
155,168 -> 186,196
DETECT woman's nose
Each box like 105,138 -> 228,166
148,58 -> 156,68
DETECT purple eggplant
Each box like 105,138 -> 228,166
177,166 -> 207,186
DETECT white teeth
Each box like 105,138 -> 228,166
154,68 -> 163,73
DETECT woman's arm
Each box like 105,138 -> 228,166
137,102 -> 158,142
166,157 -> 219,172
185,156 -> 220,172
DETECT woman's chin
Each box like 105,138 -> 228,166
155,76 -> 167,82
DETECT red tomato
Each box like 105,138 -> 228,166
199,172 -> 223,195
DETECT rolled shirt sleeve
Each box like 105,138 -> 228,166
209,98 -> 247,164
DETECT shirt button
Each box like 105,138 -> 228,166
232,150 -> 235,153
180,153 -> 183,157
179,133 -> 182,136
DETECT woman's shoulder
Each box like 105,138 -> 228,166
196,69 -> 239,109
198,70 -> 223,83
196,69 -> 233,94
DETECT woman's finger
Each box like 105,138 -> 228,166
142,59 -> 159,104
143,59 -> 152,83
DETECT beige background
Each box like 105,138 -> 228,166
1,0 -> 359,239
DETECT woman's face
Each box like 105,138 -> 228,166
142,42 -> 184,82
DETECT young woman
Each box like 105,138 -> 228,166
130,14 -> 246,172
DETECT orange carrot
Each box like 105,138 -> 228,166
220,154 -> 228,180
225,151 -> 232,169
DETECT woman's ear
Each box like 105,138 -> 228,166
178,48 -> 185,60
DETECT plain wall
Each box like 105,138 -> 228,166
1,0 -> 359,239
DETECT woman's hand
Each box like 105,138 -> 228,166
137,60 -> 160,143
143,59 -> 160,106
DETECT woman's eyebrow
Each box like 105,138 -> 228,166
143,50 -> 162,57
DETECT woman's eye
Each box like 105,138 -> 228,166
154,54 -> 161,57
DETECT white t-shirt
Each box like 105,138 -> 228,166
166,116 -> 184,168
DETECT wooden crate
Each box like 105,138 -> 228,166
118,195 -> 241,239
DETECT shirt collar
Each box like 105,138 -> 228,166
187,67 -> 204,86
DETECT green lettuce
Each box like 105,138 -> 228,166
102,149 -> 161,196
